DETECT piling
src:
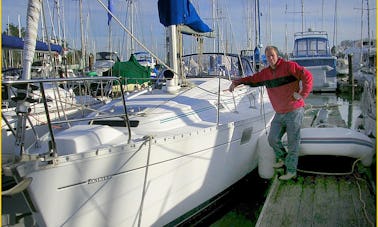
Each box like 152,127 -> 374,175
348,54 -> 355,99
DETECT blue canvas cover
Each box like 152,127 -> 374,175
158,0 -> 212,33
2,34 -> 63,54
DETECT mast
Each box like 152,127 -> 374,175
360,0 -> 364,65
80,0 -> 86,72
301,0 -> 304,33
56,0 -> 62,45
254,0 -> 258,47
332,0 -> 338,47
212,0 -> 216,52
130,0 -> 134,53
366,0 -> 371,58
17,0 -> 43,156
22,0 -> 42,80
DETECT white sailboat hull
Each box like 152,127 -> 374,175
9,76 -> 275,226
17,117 -> 270,226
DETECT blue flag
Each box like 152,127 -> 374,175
107,0 -> 114,25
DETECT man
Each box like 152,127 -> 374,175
229,46 -> 313,180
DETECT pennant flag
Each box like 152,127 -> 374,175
107,0 -> 114,25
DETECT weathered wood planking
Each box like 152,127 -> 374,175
256,175 -> 376,227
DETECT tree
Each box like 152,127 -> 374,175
3,23 -> 26,37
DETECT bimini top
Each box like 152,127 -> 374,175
2,34 -> 63,54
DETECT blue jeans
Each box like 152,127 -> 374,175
268,107 -> 304,174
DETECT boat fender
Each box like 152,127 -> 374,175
257,134 -> 275,179
315,108 -> 328,125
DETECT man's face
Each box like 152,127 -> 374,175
266,49 -> 278,69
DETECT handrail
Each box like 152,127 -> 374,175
3,76 -> 132,157
294,30 -> 328,38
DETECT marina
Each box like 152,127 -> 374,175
1,0 -> 376,226
3,92 -> 375,226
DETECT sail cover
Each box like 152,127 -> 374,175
111,54 -> 151,84
2,34 -> 63,54
157,0 -> 212,33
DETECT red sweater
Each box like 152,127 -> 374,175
234,58 -> 313,114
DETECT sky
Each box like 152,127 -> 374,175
2,0 -> 376,61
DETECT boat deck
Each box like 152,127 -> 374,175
255,103 -> 376,227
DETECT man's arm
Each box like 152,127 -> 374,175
290,62 -> 313,99
299,67 -> 313,99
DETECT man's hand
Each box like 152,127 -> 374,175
293,92 -> 302,100
228,82 -> 237,92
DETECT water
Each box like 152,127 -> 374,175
307,92 -> 363,130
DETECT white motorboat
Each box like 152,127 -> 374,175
289,30 -> 338,92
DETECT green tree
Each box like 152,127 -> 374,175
3,23 -> 26,37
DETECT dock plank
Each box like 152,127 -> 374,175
256,175 -> 376,227
280,181 -> 302,227
312,176 -> 338,227
339,176 -> 362,226
295,176 -> 315,227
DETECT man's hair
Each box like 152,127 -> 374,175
265,46 -> 279,54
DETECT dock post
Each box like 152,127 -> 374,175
347,54 -> 354,99
347,54 -> 354,128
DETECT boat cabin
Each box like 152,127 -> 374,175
292,31 -> 332,58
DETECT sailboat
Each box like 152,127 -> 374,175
1,0 -> 109,164
2,0 -> 275,226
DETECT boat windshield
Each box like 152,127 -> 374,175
294,38 -> 330,57
96,52 -> 120,62
182,53 -> 254,79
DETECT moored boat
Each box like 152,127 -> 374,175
298,127 -> 375,166
289,29 -> 337,92
3,55 -> 275,227
2,1 -> 276,226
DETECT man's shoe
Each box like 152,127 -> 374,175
273,160 -> 284,168
279,172 -> 296,180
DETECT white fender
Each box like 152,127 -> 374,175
257,134 -> 275,179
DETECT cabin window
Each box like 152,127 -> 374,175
317,40 -> 327,55
296,40 -> 307,56
309,40 -> 317,56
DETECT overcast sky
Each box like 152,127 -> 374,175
2,0 -> 376,60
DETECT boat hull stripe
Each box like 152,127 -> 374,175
301,137 -> 373,148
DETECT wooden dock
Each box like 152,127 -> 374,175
255,102 -> 376,227
255,175 -> 376,227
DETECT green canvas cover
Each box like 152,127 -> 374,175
111,54 -> 151,84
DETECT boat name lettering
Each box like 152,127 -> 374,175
88,176 -> 112,184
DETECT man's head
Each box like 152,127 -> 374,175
265,46 -> 279,69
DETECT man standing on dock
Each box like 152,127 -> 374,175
228,46 -> 313,180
